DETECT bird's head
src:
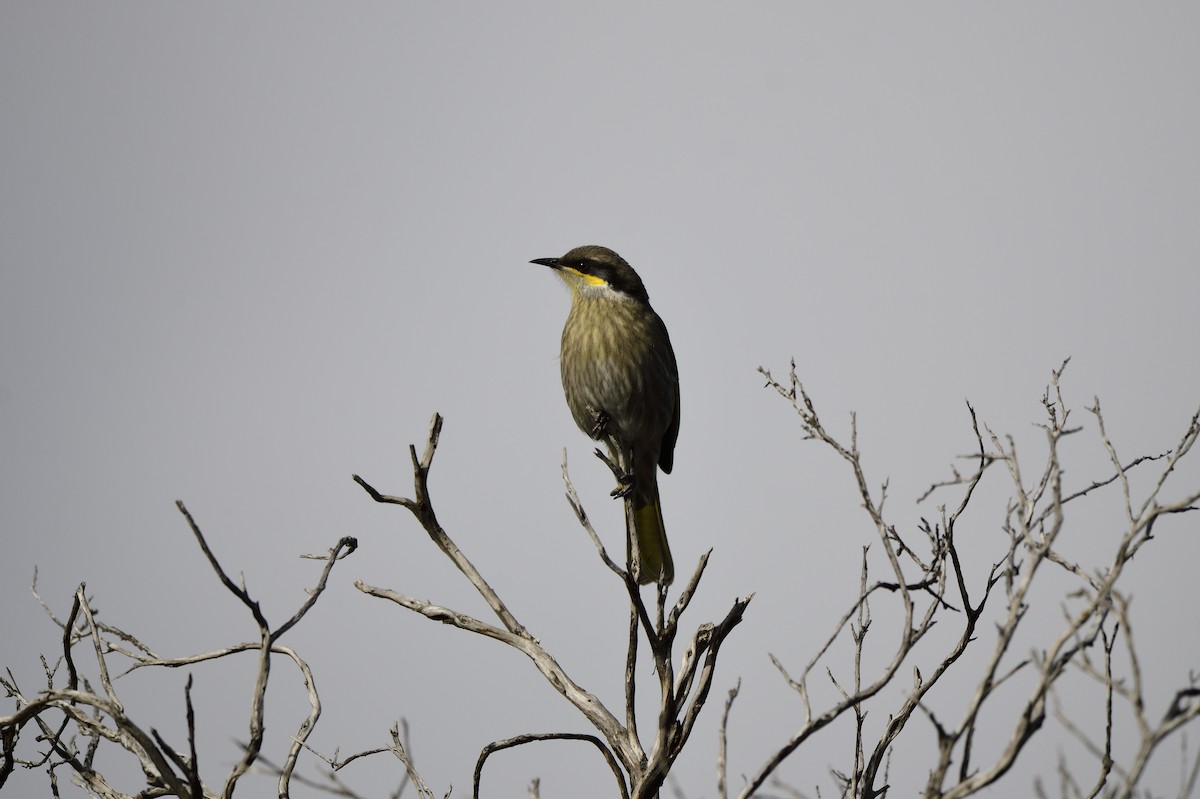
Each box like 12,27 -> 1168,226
531,245 -> 650,304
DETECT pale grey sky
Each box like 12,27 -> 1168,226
2,4 -> 1198,797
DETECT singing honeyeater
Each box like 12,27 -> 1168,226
531,245 -> 679,585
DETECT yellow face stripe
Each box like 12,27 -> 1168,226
561,266 -> 608,287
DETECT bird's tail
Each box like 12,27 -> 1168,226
628,474 -> 674,585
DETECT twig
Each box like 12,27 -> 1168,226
473,733 -> 629,799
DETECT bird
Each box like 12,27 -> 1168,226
531,245 -> 680,585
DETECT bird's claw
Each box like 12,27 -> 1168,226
610,473 -> 636,500
590,410 -> 612,440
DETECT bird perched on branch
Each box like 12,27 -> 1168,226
531,245 -> 680,585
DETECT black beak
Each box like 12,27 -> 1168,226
530,257 -> 560,269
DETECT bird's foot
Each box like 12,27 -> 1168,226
590,410 -> 612,440
610,472 -> 636,500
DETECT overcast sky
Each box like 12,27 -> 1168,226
2,4 -> 1198,798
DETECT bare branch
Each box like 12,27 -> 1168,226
356,413 -> 749,796
717,679 -> 741,799
473,733 -> 629,799
751,360 -> 1200,799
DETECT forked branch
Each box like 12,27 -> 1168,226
355,413 -> 750,798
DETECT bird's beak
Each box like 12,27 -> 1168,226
530,257 -> 560,269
